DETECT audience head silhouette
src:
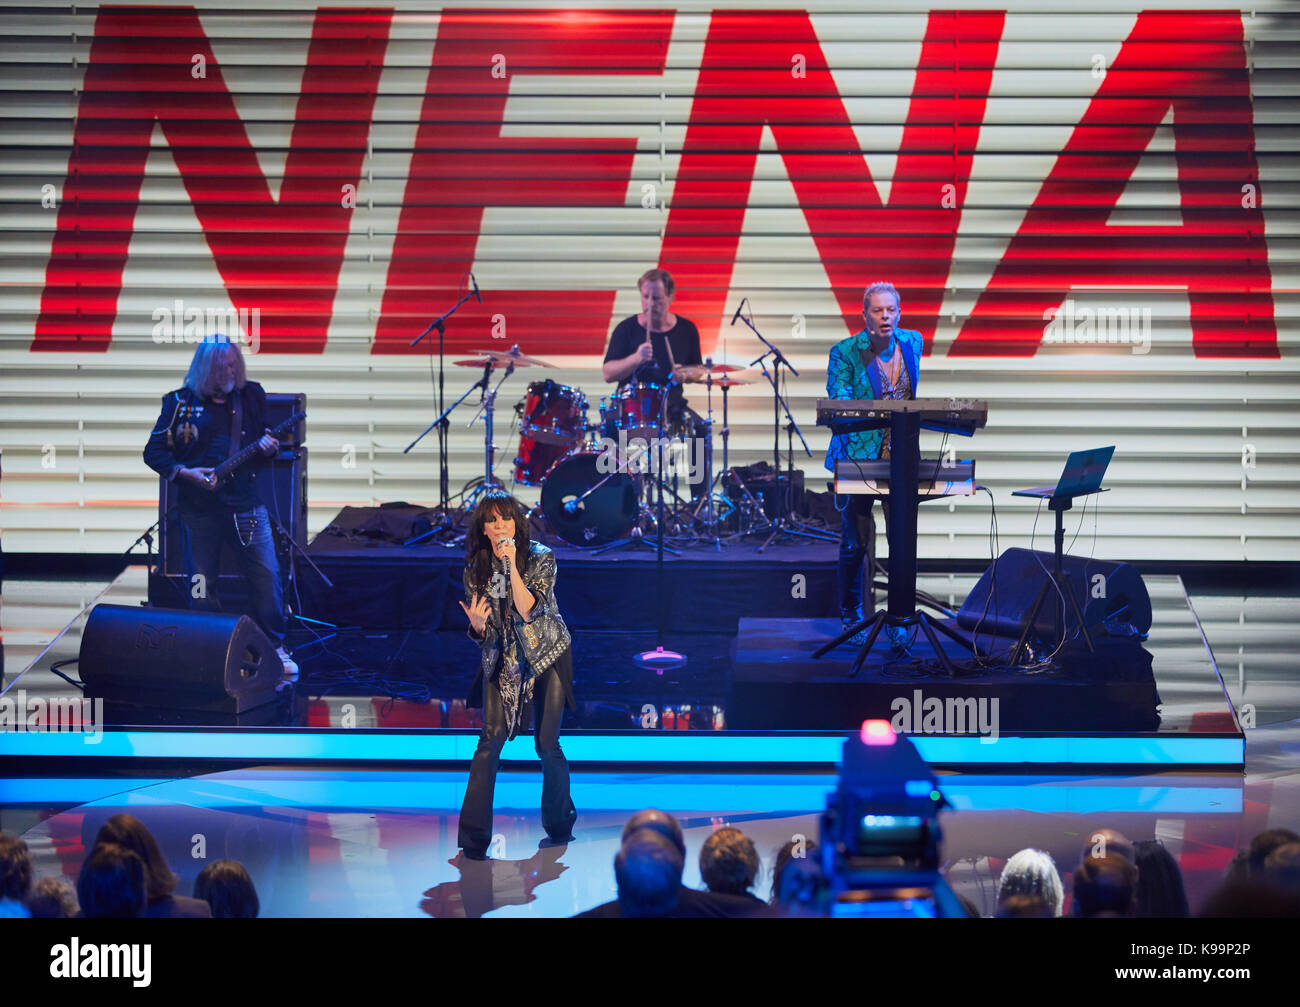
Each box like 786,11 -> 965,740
621,809 -> 685,857
699,828 -> 759,897
78,843 -> 147,918
615,828 -> 684,917
194,860 -> 260,918
92,813 -> 178,902
997,848 -> 1063,917
1073,852 -> 1137,917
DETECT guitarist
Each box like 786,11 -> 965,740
143,334 -> 297,684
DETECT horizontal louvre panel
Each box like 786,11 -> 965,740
0,2 -> 1295,560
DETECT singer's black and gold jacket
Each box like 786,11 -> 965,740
462,541 -> 574,711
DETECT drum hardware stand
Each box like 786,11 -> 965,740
694,356 -> 759,540
687,362 -> 722,550
406,272 -> 481,543
404,358 -> 508,546
631,383 -> 686,690
594,379 -> 681,556
462,359 -> 515,506
730,302 -> 836,551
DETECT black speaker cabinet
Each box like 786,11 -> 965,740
956,547 -> 1151,640
80,604 -> 281,715
148,392 -> 306,610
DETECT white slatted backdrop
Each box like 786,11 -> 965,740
0,2 -> 1296,560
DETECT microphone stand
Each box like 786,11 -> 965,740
732,304 -> 837,551
405,360 -> 499,546
407,276 -> 480,540
631,369 -> 686,716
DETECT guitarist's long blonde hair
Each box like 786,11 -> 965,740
184,334 -> 247,400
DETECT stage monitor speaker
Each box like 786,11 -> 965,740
80,604 -> 281,715
956,548 -> 1151,640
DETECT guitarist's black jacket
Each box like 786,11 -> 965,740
143,381 -> 269,514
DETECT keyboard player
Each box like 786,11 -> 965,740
825,282 -> 923,649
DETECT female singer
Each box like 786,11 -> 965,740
456,489 -> 577,859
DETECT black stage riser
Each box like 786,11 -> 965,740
728,617 -> 1160,732
292,549 -> 841,632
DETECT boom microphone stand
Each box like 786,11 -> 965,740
405,359 -> 501,546
730,301 -> 837,551
406,273 -> 481,540
631,372 -> 686,714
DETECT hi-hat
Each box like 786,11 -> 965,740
713,374 -> 758,388
676,363 -> 752,383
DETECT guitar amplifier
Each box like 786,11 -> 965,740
148,393 -> 307,609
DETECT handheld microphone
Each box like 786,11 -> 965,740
471,273 -> 481,304
730,298 -> 747,326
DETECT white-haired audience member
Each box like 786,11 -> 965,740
996,848 -> 1064,918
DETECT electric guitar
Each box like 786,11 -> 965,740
210,410 -> 305,488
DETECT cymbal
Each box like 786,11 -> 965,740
713,374 -> 759,388
453,357 -> 509,367
470,346 -> 555,368
676,363 -> 753,383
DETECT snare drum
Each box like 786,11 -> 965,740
601,381 -> 668,442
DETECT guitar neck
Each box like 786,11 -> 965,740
214,413 -> 303,481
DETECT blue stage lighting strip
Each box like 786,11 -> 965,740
0,774 -> 1244,815
0,729 -> 1244,767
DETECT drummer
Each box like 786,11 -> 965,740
601,268 -> 703,430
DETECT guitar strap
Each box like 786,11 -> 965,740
228,386 -> 243,460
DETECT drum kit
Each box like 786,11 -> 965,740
450,345 -> 770,549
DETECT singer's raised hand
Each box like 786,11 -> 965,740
459,593 -> 491,634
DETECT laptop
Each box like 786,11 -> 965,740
1013,446 -> 1114,500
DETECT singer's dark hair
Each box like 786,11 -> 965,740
465,489 -> 531,595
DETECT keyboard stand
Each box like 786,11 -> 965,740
812,409 -> 984,677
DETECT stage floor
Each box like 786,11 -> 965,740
3,735 -> 1299,917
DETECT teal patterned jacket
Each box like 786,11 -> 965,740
823,327 -> 923,472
